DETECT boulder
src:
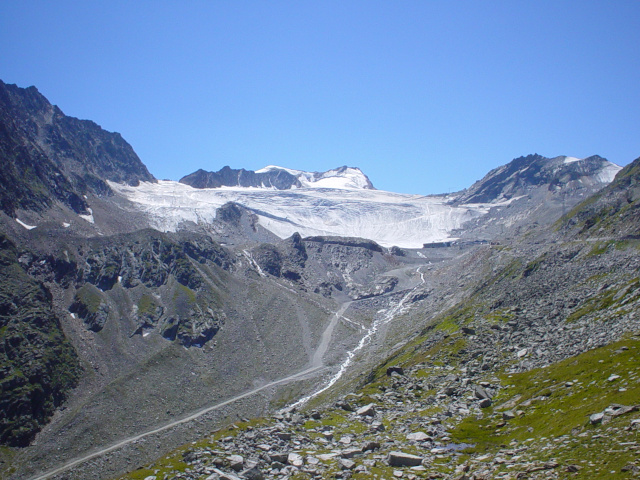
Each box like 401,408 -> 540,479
240,463 -> 264,480
406,432 -> 430,442
209,469 -> 241,480
340,459 -> 356,470
474,385 -> 491,400
288,452 -> 304,467
269,453 -> 288,464
356,403 -> 376,416
341,448 -> 362,458
362,441 -> 381,452
386,366 -> 405,376
387,451 -> 423,467
502,410 -> 516,421
228,455 -> 244,472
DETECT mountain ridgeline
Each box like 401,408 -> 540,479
180,165 -> 375,190
0,80 -> 638,480
0,80 -> 154,217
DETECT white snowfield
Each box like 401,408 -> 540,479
110,180 -> 493,248
110,159 -> 619,249
596,162 -> 622,184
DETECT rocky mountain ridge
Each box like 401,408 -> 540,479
454,154 -> 621,205
180,165 -> 374,191
0,80 -> 155,218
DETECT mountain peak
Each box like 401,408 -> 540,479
455,154 -> 621,204
180,165 -> 375,191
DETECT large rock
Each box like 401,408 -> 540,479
240,463 -> 264,480
356,403 -> 377,417
406,432 -> 430,442
386,366 -> 405,376
228,454 -> 244,471
474,385 -> 492,400
590,412 -> 605,425
287,452 -> 304,467
387,451 -> 423,467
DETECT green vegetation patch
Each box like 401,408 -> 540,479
450,335 -> 640,478
73,284 -> 104,314
567,277 -> 640,323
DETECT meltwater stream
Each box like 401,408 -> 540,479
287,266 -> 426,410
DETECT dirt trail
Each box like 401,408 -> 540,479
27,299 -> 349,480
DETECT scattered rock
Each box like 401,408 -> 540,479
240,463 -> 264,480
340,459 -> 356,470
406,432 -> 430,442
474,385 -> 491,400
502,410 -> 516,421
228,455 -> 244,472
589,412 -> 604,425
287,453 -> 304,467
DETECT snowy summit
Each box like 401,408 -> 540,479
179,165 -> 374,191
254,165 -> 375,190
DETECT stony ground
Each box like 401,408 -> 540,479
113,239 -> 640,480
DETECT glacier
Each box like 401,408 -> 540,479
110,179 -> 495,248
110,156 -> 621,249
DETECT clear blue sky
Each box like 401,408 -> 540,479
1,1 -> 639,194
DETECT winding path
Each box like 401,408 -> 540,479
28,266 -> 426,480
28,362 -> 325,480
28,301 -> 354,480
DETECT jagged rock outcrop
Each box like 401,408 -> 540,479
180,165 -> 375,191
69,284 -> 110,332
181,166 -> 301,190
24,229 -> 231,346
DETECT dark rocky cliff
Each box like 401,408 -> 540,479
181,166 -> 301,190
0,80 -> 155,216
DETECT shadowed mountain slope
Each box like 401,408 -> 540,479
0,80 -> 155,217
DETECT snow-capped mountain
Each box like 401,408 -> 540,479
254,165 -> 375,190
179,165 -> 374,191
455,154 -> 621,204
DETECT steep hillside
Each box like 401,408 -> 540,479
561,156 -> 640,237
0,80 -> 154,217
455,154 -> 620,205
0,235 -> 80,448
1,80 -> 634,480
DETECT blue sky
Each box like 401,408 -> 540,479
1,1 -> 639,194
